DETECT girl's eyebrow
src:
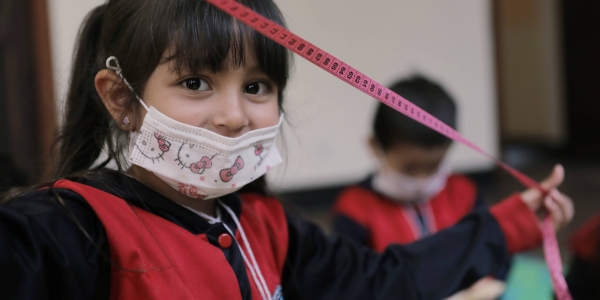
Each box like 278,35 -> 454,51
245,65 -> 266,75
168,65 -> 208,76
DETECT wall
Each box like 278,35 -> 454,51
48,0 -> 103,118
269,0 -> 498,190
48,0 -> 499,191
497,0 -> 565,145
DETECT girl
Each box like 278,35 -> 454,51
0,0 -> 573,299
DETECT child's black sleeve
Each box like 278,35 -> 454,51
0,189 -> 109,300
566,256 -> 600,299
331,214 -> 370,246
281,207 -> 509,300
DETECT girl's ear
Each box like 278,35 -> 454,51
95,69 -> 135,129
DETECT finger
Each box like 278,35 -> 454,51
545,197 -> 564,229
551,189 -> 574,224
549,190 -> 572,226
520,165 -> 565,212
540,164 -> 564,191
545,195 -> 566,230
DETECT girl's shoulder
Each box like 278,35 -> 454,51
1,173 -> 116,243
5,184 -> 96,220
0,181 -> 110,299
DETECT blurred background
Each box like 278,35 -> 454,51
0,0 -> 598,298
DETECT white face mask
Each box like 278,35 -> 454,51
371,152 -> 450,204
107,56 -> 283,200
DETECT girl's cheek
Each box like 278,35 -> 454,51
267,100 -> 281,124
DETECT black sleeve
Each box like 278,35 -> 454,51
566,256 -> 600,300
471,186 -> 512,281
331,214 -> 370,247
0,188 -> 110,300
281,207 -> 510,300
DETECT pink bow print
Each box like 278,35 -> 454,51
190,156 -> 213,174
254,143 -> 264,156
154,132 -> 171,152
220,156 -> 244,182
177,182 -> 207,200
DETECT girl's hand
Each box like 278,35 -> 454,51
520,164 -> 574,230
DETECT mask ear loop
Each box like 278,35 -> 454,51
219,201 -> 272,300
193,203 -> 271,300
105,56 -> 150,111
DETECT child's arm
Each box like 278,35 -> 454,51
330,214 -> 370,246
281,166 -> 572,299
283,206 -> 513,299
0,189 -> 108,299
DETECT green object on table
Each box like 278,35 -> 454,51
502,254 -> 555,300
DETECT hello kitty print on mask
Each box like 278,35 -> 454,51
254,143 -> 264,165
156,132 -> 171,152
134,131 -> 171,163
132,114 -> 283,200
128,107 -> 283,200
220,156 -> 244,182
177,183 -> 207,200
175,143 -> 216,175
191,157 -> 213,174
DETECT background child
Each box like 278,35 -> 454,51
0,1 -> 573,299
332,75 -> 510,297
333,75 -> 488,249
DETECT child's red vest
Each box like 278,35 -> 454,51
571,213 -> 600,263
53,180 -> 289,300
334,175 -> 478,252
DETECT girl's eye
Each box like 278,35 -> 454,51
244,82 -> 269,95
182,78 -> 209,91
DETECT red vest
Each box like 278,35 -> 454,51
333,175 -> 478,252
53,180 -> 289,300
570,212 -> 600,263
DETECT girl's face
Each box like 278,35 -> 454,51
139,52 -> 280,138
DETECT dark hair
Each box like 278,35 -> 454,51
373,75 -> 456,150
51,0 -> 290,195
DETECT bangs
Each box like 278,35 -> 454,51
159,0 -> 290,90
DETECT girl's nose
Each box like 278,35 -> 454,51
212,91 -> 249,137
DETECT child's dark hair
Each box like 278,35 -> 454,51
51,0 -> 290,194
373,75 -> 456,150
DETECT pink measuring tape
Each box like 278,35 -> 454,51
206,0 -> 572,298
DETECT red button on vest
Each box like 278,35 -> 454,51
218,233 -> 233,248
